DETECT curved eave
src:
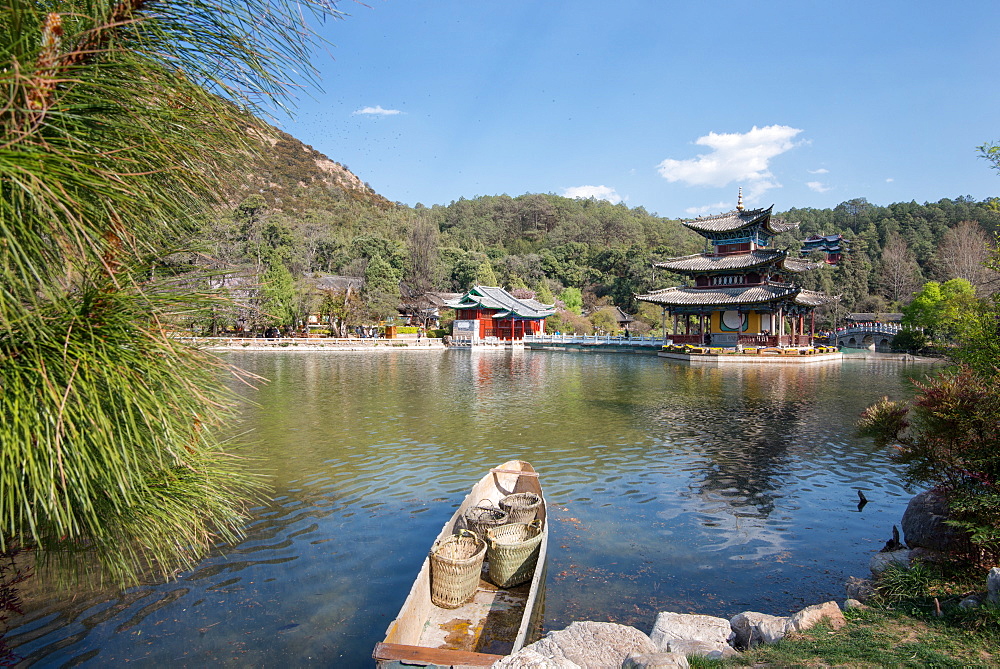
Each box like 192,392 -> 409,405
655,250 -> 785,274
636,283 -> 800,309
781,258 -> 824,273
444,299 -> 478,309
682,205 -> 800,237
795,291 -> 839,307
683,206 -> 772,233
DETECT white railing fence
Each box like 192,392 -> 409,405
523,333 -> 665,346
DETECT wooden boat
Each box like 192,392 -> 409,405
373,460 -> 548,668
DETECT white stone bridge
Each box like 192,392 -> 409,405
832,322 -> 902,352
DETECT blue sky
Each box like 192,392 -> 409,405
278,1 -> 1000,219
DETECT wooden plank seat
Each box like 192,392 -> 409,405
373,642 -> 503,667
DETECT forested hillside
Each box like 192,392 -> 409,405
191,129 -> 1000,334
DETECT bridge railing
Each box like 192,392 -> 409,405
835,324 -> 904,337
524,334 -> 664,346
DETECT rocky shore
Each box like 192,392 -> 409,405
498,489 -> 1000,668
493,601 -> 847,668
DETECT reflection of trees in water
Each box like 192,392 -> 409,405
652,365 -> 841,519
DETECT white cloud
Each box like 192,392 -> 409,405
353,105 -> 402,116
656,125 -> 803,201
806,181 -> 831,193
886,178 -> 894,183
808,168 -> 829,175
685,202 -> 730,215
562,185 -> 622,204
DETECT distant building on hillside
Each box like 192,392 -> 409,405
398,290 -> 462,328
800,233 -> 849,264
445,286 -> 555,345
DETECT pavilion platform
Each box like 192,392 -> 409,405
658,346 -> 842,366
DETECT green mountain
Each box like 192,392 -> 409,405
195,126 -> 1000,332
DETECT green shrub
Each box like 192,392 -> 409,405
873,562 -> 938,604
859,367 -> 1000,564
891,329 -> 928,353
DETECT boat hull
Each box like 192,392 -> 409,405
374,460 -> 547,667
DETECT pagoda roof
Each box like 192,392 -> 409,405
444,285 -> 555,319
683,205 -> 798,236
806,234 -> 847,243
636,282 -> 836,310
782,257 -> 824,272
636,282 -> 801,308
795,290 -> 838,307
655,250 -> 820,274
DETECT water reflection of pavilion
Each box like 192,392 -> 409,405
650,365 -> 845,556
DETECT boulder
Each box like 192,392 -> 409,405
786,601 -> 846,632
663,639 -> 739,659
959,595 -> 981,610
901,491 -> 967,552
492,648 -> 580,668
502,621 -> 658,669
622,651 -> 690,669
869,549 -> 910,575
907,547 -> 950,564
649,612 -> 735,649
845,576 -> 875,602
988,567 -> 1000,604
843,598 -> 868,611
730,611 -> 790,649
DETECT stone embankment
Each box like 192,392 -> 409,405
182,336 -> 446,351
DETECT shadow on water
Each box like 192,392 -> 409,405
6,351 -> 928,666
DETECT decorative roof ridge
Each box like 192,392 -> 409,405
689,204 -> 773,222
444,285 -> 555,318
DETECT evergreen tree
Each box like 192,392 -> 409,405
260,260 -> 298,329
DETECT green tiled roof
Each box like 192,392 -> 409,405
444,286 -> 555,319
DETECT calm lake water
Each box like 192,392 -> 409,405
8,350 -> 933,667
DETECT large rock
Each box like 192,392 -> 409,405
492,648 -> 580,668
662,639 -> 739,659
730,611 -> 790,649
499,621 -> 658,669
622,652 -> 690,668
845,576 -> 875,602
649,612 -> 735,648
901,490 -> 967,552
988,567 -> 1000,604
786,601 -> 846,633
869,549 -> 910,575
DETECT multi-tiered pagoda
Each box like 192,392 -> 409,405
637,195 -> 833,348
800,233 -> 849,264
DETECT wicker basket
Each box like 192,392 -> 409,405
499,492 -> 542,524
429,530 -> 486,609
463,500 -> 509,538
485,519 -> 544,588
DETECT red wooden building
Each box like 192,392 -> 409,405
446,286 -> 555,343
